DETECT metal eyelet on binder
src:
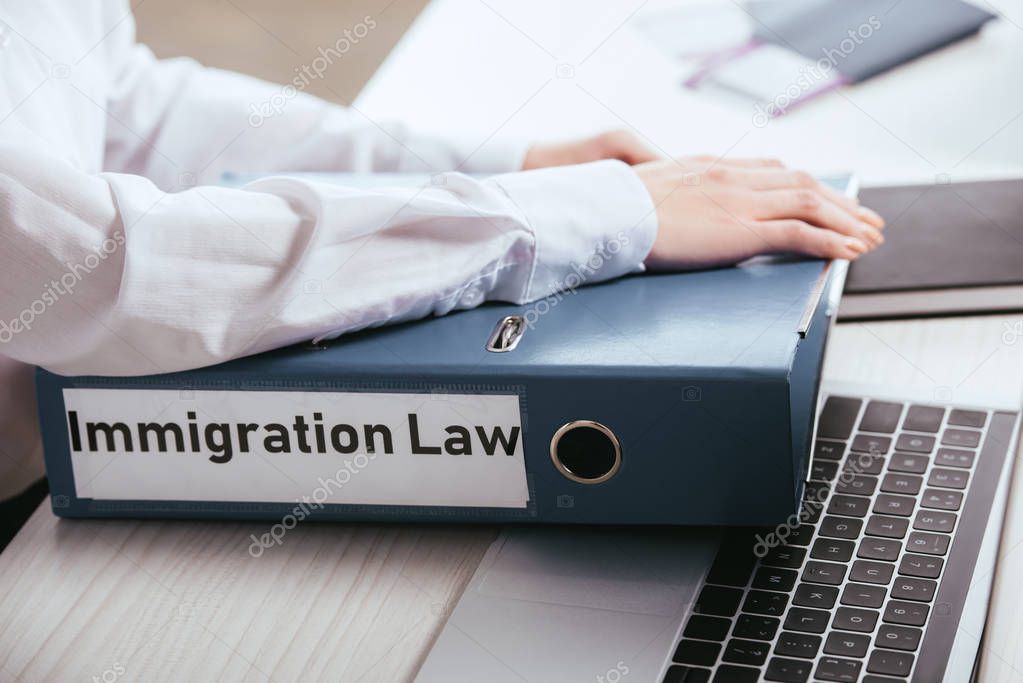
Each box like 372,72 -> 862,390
550,420 -> 622,484
486,315 -> 526,352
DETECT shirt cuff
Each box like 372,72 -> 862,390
488,159 -> 659,304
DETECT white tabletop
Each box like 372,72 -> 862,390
2,1 -> 1023,681
356,0 -> 1023,185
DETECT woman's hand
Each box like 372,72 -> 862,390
637,156 -> 885,268
523,130 -> 658,169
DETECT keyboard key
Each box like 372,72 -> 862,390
850,560 -> 895,585
884,600 -> 929,626
663,665 -> 711,683
752,567 -> 798,592
829,495 -> 870,518
914,510 -> 956,533
793,583 -> 838,609
814,440 -> 846,461
804,481 -> 831,503
695,586 -> 743,616
722,639 -> 769,666
841,583 -> 887,608
858,538 -> 902,561
765,657 -> 811,682
743,590 -> 789,616
851,434 -> 891,455
880,472 -> 922,495
899,553 -> 944,579
948,408 -> 986,428
685,615 -> 731,641
732,614 -> 779,641
823,631 -> 871,657
712,665 -> 759,682
936,448 -> 975,469
942,428 -> 981,448
784,607 -> 830,634
859,401 -> 903,434
673,639 -> 721,666
867,649 -> 914,677
810,460 -> 839,482
785,525 -> 815,547
819,516 -> 863,540
811,539 -> 855,562
798,499 -> 825,525
843,453 -> 885,475
774,631 -> 821,659
836,474 -> 879,496
895,433 -> 934,453
873,494 -> 915,517
799,484 -> 828,524
818,397 -> 862,439
707,530 -> 759,586
802,561 -> 847,586
891,576 -> 937,602
866,515 -> 909,539
815,656 -> 862,681
833,606 -> 879,632
903,405 -> 945,432
921,488 -> 963,511
928,467 -> 969,490
762,545 -> 806,569
888,452 -> 928,474
877,624 -> 922,651
907,531 -> 950,555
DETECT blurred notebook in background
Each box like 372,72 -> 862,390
634,0 -> 996,117
839,178 -> 1023,320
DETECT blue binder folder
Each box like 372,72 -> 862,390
37,255 -> 845,526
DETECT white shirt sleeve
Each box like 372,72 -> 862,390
0,140 -> 657,377
0,7 -> 658,377
100,10 -> 527,187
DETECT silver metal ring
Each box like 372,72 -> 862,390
549,420 -> 622,484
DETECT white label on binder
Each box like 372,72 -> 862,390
63,388 -> 529,508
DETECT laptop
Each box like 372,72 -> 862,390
414,388 -> 1021,682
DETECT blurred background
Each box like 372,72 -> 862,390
135,0 -> 426,104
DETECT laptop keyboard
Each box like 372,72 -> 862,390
662,395 -> 1019,683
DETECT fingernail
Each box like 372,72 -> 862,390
858,206 -> 885,228
845,237 -> 868,255
864,225 -> 883,244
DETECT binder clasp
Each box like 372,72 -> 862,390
486,315 -> 526,352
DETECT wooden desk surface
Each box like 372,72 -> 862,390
2,316 -> 1022,682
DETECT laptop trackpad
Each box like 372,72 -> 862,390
477,526 -> 719,616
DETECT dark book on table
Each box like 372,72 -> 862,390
839,178 -> 1023,320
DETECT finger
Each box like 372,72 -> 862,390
761,219 -> 871,260
738,169 -> 884,227
618,144 -> 660,165
717,157 -> 786,168
600,131 -> 660,165
689,155 -> 785,169
753,189 -> 884,246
